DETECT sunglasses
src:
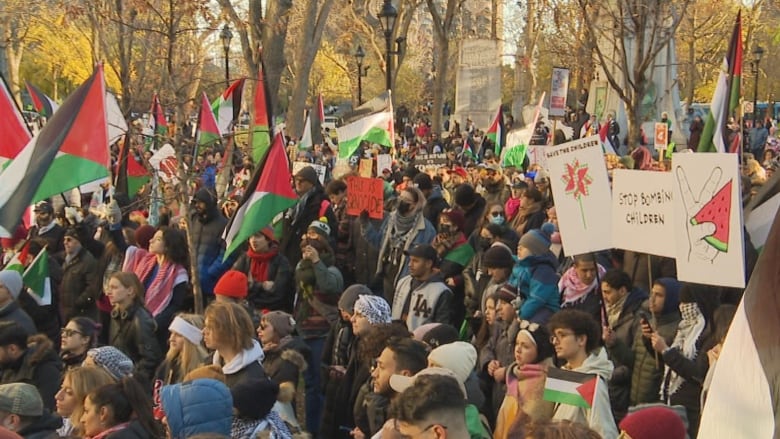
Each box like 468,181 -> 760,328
489,211 -> 504,217
61,328 -> 84,337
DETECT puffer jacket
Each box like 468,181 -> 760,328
552,347 -> 618,439
60,246 -> 100,321
109,303 -> 162,386
190,188 -> 231,297
161,378 -> 234,439
630,311 -> 680,405
510,252 -> 560,323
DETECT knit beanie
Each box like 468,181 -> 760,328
518,223 -> 555,256
482,246 -> 514,269
87,346 -> 134,380
353,295 -> 392,325
339,284 -> 371,314
134,225 -> 157,250
214,270 -> 248,299
0,271 -> 23,300
262,311 -> 296,338
440,209 -> 465,232
495,284 -> 518,304
412,323 -> 459,350
230,377 -> 278,420
295,166 -> 319,185
308,217 -> 331,238
454,184 -> 477,207
619,406 -> 686,439
428,341 -> 477,384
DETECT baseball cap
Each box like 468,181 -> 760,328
447,167 -> 468,178
33,201 -> 53,214
0,383 -> 43,417
389,367 -> 467,398
404,244 -> 438,262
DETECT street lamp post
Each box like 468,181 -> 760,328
220,24 -> 233,88
378,0 -> 398,93
752,46 -> 764,126
354,45 -> 370,105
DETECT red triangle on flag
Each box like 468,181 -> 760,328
57,65 -> 109,168
0,78 -> 31,160
254,132 -> 296,199
576,376 -> 597,408
199,92 -> 221,136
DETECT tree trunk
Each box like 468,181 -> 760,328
430,35 -> 449,135
260,0 -> 291,116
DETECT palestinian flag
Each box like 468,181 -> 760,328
25,81 -> 59,118
462,137 -> 476,159
4,241 -> 29,273
0,66 -> 109,237
115,136 -> 150,198
196,92 -> 221,151
223,131 -> 297,259
698,12 -> 742,153
151,93 -> 168,137
212,78 -> 245,135
502,129 -> 528,168
250,64 -> 272,165
0,74 -> 32,164
337,91 -> 394,159
486,106 -> 504,156
543,368 -> 598,409
697,203 -> 780,438
23,247 -> 51,305
301,94 -> 324,150
444,243 -> 475,267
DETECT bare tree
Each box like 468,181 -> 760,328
425,0 -> 463,134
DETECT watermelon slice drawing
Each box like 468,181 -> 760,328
690,179 -> 732,252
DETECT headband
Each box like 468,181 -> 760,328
519,329 -> 537,347
169,316 -> 203,345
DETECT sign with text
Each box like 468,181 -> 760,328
544,136 -> 612,255
377,154 -> 392,175
346,176 -> 384,219
672,153 -> 744,288
359,159 -> 374,177
292,162 -> 326,184
654,122 -> 668,150
611,170 -> 676,257
549,67 -> 570,118
413,153 -> 448,171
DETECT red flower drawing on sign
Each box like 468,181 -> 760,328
561,159 -> 593,228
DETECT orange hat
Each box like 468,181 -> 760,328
214,270 -> 248,299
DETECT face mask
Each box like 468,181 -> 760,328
397,201 -> 411,215
478,237 -> 492,250
490,215 -> 505,225
439,224 -> 452,234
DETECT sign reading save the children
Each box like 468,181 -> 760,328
544,136 -> 612,256
346,176 -> 384,219
611,170 -> 675,258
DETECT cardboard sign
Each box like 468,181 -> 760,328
377,154 -> 393,175
346,176 -> 384,219
413,153 -> 447,171
359,158 -> 374,178
292,162 -> 326,184
654,122 -> 668,150
672,153 -> 744,288
611,170 -> 676,258
544,136 -> 612,255
333,158 -> 351,179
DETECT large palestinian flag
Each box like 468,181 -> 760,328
0,66 -> 108,237
213,78 -> 245,135
336,91 -> 394,159
543,367 -> 598,409
250,64 -> 272,165
25,81 -> 59,118
1,74 -> 32,164
223,131 -> 297,259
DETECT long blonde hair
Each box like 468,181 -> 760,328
165,313 -> 208,383
64,366 -> 117,434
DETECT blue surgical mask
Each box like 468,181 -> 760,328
490,215 -> 505,225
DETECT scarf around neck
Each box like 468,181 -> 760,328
123,246 -> 188,317
247,247 -> 278,282
662,302 -> 706,399
559,264 -> 607,306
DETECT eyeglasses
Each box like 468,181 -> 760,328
489,211 -> 504,217
61,328 -> 84,338
519,320 -> 540,332
394,420 -> 447,439
550,331 -> 576,344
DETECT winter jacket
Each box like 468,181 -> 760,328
0,301 -> 36,336
103,420 -> 155,439
605,289 -> 648,421
294,258 -> 344,338
461,196 -> 488,237
16,409 -> 61,439
190,188 -> 231,296
494,359 -> 555,439
17,253 -> 63,342
423,186 -> 450,227
161,378 -> 233,439
622,251 -> 676,294
630,311 -> 680,405
233,250 -> 294,312
510,252 -> 560,323
438,239 -> 475,328
559,288 -> 603,326
212,340 -> 267,390
321,338 -> 370,439
0,335 -> 62,411
391,274 -> 454,331
480,319 -> 519,419
280,185 -> 337,267
263,336 -> 310,387
60,246 -> 100,321
551,347 -> 618,439
109,303 -> 163,386
27,223 -> 65,261
482,181 -> 510,208
353,383 -> 390,436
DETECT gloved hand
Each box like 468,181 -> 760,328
107,200 -> 122,225
518,363 -> 547,378
64,207 -> 83,224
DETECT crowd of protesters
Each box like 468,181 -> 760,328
0,104 -> 774,439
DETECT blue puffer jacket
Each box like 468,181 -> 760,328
161,378 -> 233,439
509,251 -> 561,323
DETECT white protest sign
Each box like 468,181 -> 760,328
611,170 -> 676,258
672,152 -> 744,288
292,161 -> 326,184
377,154 -> 392,175
544,136 -> 612,255
332,158 -> 351,179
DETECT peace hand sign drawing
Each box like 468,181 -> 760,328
675,166 -> 732,263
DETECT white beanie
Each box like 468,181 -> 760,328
427,341 -> 477,384
0,271 -> 23,300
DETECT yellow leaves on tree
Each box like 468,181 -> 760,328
308,42 -> 352,102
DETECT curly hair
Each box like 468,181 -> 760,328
158,226 -> 190,267
358,321 -> 412,364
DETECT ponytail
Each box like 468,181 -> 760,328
88,377 -> 162,436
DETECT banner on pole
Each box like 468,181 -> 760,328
549,67 -> 570,118
654,122 -> 668,151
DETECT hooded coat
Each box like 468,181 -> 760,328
161,378 -> 233,439
0,335 -> 62,411
551,347 -> 619,439
16,409 -> 61,439
189,188 -> 231,297
510,252 -> 561,323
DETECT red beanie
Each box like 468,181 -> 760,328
214,270 -> 248,299
134,225 -> 157,250
619,406 -> 686,439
